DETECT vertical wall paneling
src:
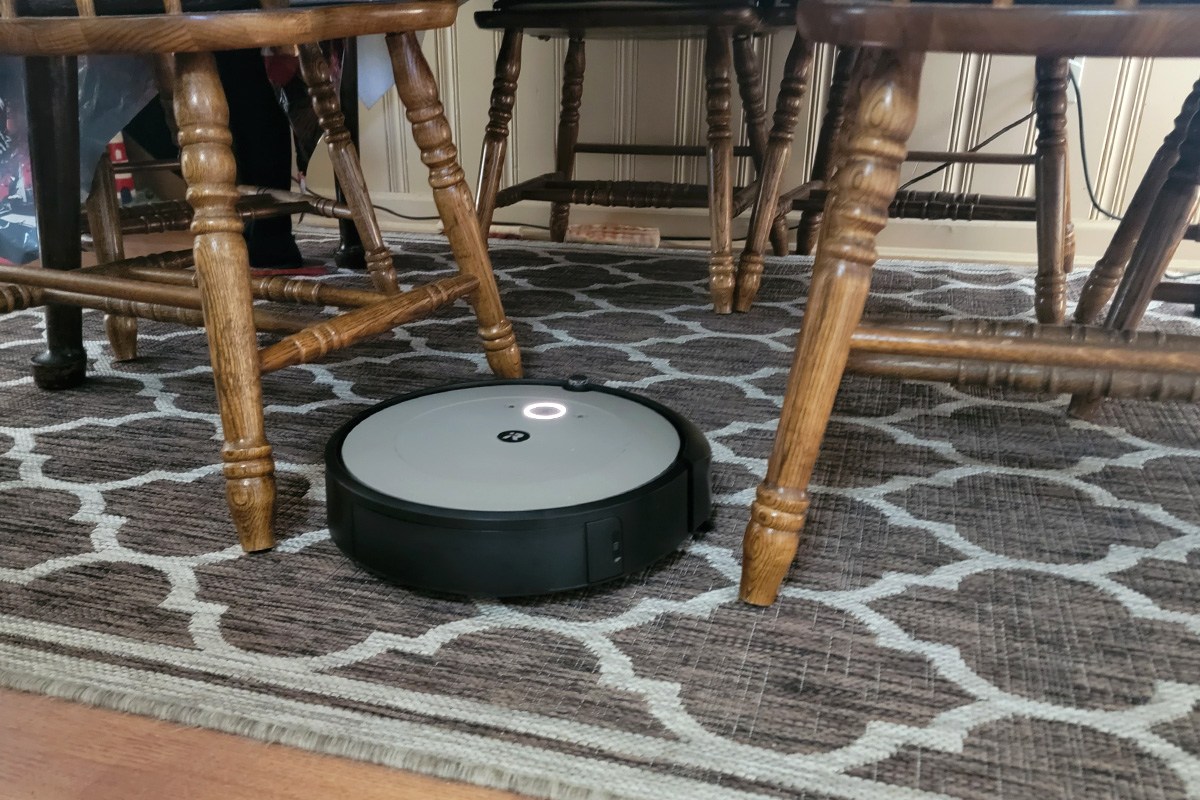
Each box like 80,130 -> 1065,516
633,38 -> 681,183
800,43 -> 834,187
676,39 -> 705,186
614,40 -> 635,181
1094,57 -> 1152,218
958,55 -> 992,191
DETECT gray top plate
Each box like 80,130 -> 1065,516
340,385 -> 682,511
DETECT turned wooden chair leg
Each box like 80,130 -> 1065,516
732,34 -> 813,313
334,36 -> 366,271
550,36 -> 585,243
26,55 -> 87,390
733,34 -> 788,257
174,51 -> 275,552
706,27 -> 736,314
740,48 -> 923,606
386,31 -> 522,379
296,42 -> 397,294
797,46 -> 858,257
477,28 -> 523,235
1033,57 -> 1069,324
1068,107 -> 1200,420
86,155 -> 139,361
1074,76 -> 1200,325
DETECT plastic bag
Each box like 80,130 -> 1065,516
0,55 -> 156,265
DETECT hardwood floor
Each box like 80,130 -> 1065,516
0,687 -> 530,800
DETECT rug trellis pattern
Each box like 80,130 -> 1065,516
1,233 -> 1198,800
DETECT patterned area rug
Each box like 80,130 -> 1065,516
1,232 -> 1199,800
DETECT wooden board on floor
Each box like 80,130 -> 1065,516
0,687 -> 529,800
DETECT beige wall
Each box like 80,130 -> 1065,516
307,2 -> 1200,268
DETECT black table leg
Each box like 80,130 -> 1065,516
334,37 -> 366,270
25,55 -> 87,390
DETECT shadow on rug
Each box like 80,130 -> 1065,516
0,232 -> 1198,799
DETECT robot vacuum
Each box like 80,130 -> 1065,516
325,376 -> 712,597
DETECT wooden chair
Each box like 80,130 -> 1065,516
474,0 -> 806,313
739,0 -> 1200,606
80,37 -> 384,363
2,0 -> 523,552
734,0 -> 1075,317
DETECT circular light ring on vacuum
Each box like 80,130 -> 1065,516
339,384 -> 681,512
522,401 -> 566,420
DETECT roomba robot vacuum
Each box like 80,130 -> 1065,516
325,377 -> 712,597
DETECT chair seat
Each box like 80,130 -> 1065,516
476,0 -> 761,37
796,0 -> 1200,57
10,0 -> 415,13
0,0 -> 456,55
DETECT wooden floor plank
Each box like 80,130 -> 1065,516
0,687 -> 530,800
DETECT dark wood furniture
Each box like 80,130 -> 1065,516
735,2 -> 1074,317
81,38 -> 386,362
740,0 -> 1200,606
2,0 -> 523,552
474,0 -> 808,313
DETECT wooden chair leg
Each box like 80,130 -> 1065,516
706,28 -> 736,314
26,55 -> 87,390
740,48 -> 923,607
732,34 -> 813,313
386,31 -> 522,379
86,155 -> 139,361
797,46 -> 858,257
1074,77 -> 1200,325
476,28 -> 523,235
174,51 -> 275,552
733,34 -> 788,258
1033,57 -> 1069,324
1068,107 -> 1200,419
296,42 -> 397,295
549,36 -> 585,243
334,36 -> 366,271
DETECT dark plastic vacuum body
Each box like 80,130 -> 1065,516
325,378 -> 712,597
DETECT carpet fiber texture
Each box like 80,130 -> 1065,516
1,233 -> 1198,799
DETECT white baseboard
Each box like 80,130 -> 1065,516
306,188 -> 1200,274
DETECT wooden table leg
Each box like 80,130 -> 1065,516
476,28 -> 523,235
25,55 -> 87,390
175,51 -> 275,552
386,31 -> 522,379
732,34 -> 812,313
740,48 -> 923,606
